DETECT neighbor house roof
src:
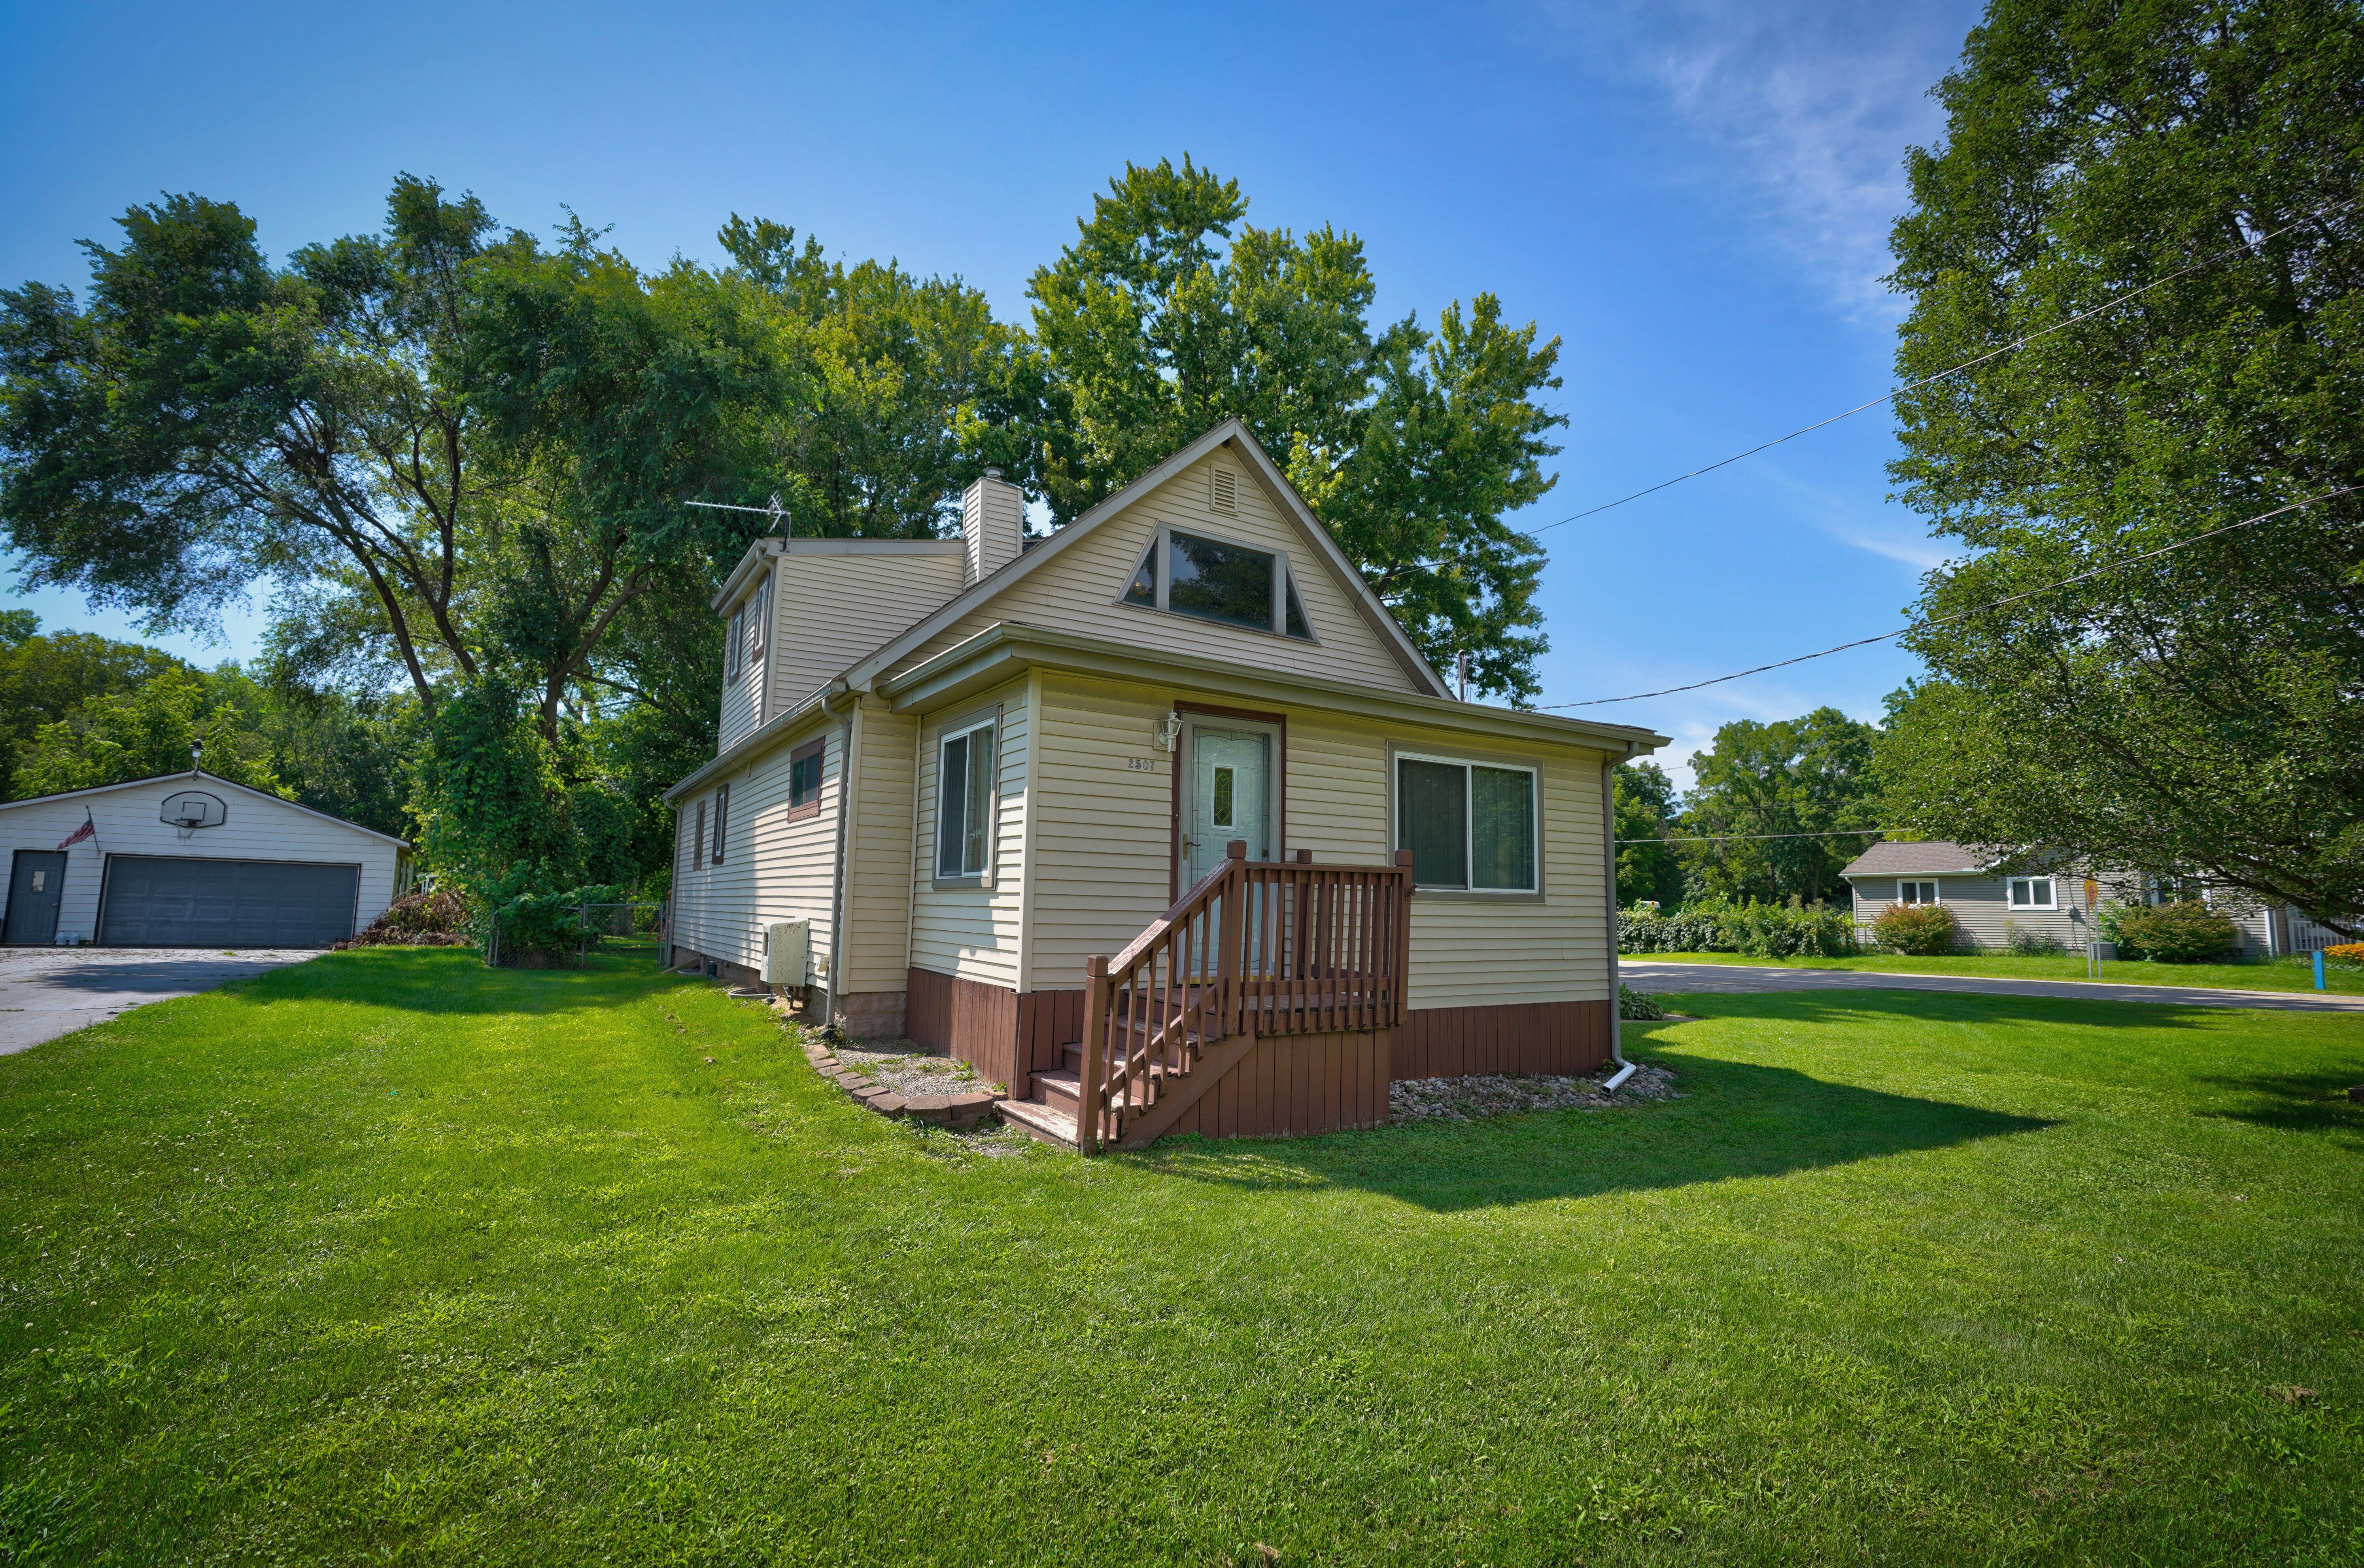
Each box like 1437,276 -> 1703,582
1839,840 -> 1990,878
0,768 -> 412,848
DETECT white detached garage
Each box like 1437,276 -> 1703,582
0,769 -> 408,948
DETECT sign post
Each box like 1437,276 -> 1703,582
2083,878 -> 2101,979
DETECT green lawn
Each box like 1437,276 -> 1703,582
3,949 -> 2361,1565
1635,948 -> 2362,994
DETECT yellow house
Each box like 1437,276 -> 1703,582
662,421 -> 1666,1149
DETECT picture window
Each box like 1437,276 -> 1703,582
1898,879 -> 1939,905
1118,527 -> 1313,640
1394,753 -> 1537,893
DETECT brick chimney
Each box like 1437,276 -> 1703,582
961,469 -> 1025,585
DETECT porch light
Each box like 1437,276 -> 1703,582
1154,712 -> 1182,752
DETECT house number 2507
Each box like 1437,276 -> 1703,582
1126,757 -> 1158,772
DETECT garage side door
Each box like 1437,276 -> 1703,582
99,857 -> 361,947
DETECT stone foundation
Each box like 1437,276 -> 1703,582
834,988 -> 908,1041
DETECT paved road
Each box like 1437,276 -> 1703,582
0,947 -> 322,1054
1620,960 -> 2364,1014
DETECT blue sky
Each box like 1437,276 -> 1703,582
0,0 -> 1985,784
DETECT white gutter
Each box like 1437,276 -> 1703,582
1601,746 -> 1637,1093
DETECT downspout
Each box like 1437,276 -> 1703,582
1601,744 -> 1637,1093
823,682 -> 856,1031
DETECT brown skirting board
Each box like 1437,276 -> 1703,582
1142,1028 -> 1393,1141
904,967 -> 1020,1090
1395,999 -> 1612,1081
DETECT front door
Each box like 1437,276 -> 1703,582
1181,722 -> 1275,888
4,851 -> 66,945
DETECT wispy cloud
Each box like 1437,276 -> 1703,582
1545,0 -> 1976,312
1748,462 -> 1962,571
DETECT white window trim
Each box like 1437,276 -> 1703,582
1897,879 -> 1941,905
1112,523 -> 1319,644
2006,876 -> 2058,911
1392,748 -> 1540,897
932,713 -> 998,886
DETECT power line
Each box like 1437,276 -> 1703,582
1618,828 -> 1892,844
1529,193 -> 2360,538
1542,487 -> 2359,708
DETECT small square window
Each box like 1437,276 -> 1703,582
787,739 -> 825,821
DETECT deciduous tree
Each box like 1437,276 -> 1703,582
1882,0 -> 2364,931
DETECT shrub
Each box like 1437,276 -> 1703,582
2004,920 -> 2062,957
335,888 -> 471,950
1619,903 -> 1731,954
2114,901 -> 2238,962
1618,985 -> 1667,1020
1725,900 -> 1859,959
486,881 -> 630,965
1873,902 -> 1959,956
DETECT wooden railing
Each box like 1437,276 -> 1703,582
1077,843 -> 1412,1151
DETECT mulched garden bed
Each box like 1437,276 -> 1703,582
1389,1060 -> 1681,1124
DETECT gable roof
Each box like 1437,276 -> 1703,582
0,768 -> 412,848
843,419 -> 1453,698
1839,840 -> 1988,878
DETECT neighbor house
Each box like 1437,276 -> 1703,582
1837,839 -> 2319,956
0,768 -> 409,948
661,420 -> 1666,1150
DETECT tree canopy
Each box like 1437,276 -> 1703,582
1026,157 -> 1566,700
1881,0 -> 2364,929
1675,708 -> 1886,905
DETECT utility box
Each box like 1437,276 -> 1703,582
761,919 -> 811,987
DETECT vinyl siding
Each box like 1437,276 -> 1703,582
769,546 -> 965,714
717,597 -> 765,752
841,698 -> 918,993
1025,673 -> 1614,1007
669,716 -> 839,971
887,453 -> 1426,694
0,778 -> 402,945
909,677 -> 1029,989
1849,872 -> 2281,954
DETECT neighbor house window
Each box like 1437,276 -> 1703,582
1395,752 -> 1537,893
727,605 -> 743,681
935,718 -> 996,881
2007,876 -> 2056,911
692,800 -> 706,871
1120,528 -> 1313,640
1898,879 -> 1939,905
745,577 -> 768,658
710,784 -> 728,865
786,738 -> 825,822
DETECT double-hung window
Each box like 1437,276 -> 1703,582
1897,879 -> 1939,905
2006,875 -> 2056,911
1122,528 -> 1314,640
1394,752 -> 1538,893
935,718 -> 996,882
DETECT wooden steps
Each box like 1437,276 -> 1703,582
997,1094 -> 1079,1148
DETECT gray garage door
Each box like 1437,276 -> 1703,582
98,856 -> 360,947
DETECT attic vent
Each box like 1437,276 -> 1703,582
1210,465 -> 1238,513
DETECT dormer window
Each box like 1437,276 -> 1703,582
1120,527 -> 1314,641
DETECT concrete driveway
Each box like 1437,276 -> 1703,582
0,946 -> 322,1055
1621,959 -> 2364,1014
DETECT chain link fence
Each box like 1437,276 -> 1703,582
486,899 -> 669,969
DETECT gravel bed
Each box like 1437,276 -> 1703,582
1389,1061 -> 1681,1124
819,1036 -> 997,1099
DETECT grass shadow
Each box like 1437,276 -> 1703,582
206,944 -> 699,1019
1135,1052 -> 2052,1212
2195,1068 -> 2364,1144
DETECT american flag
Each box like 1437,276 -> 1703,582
56,809 -> 95,851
